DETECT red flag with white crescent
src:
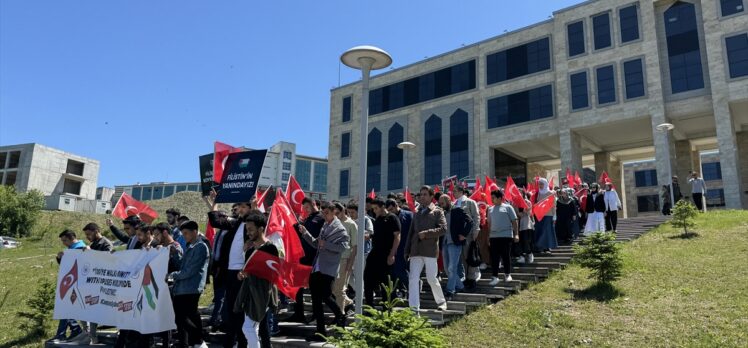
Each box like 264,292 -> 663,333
213,141 -> 242,184
505,176 -> 528,210
470,176 -> 484,203
532,194 -> 556,221
112,192 -> 158,223
404,187 -> 416,212
59,260 -> 78,299
484,176 -> 500,206
284,175 -> 305,217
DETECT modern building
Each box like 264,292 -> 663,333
624,151 -> 724,216
113,141 -> 328,202
327,0 -> 748,212
0,143 -> 109,212
96,186 -> 115,202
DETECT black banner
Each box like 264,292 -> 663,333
199,153 -> 216,196
215,150 -> 267,204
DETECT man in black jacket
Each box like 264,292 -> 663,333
106,215 -> 142,250
205,189 -> 256,348
288,197 -> 325,323
364,199 -> 401,307
438,195 -> 473,300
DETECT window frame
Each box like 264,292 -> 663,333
339,168 -> 351,198
566,19 -> 587,58
718,0 -> 745,18
723,31 -> 748,81
341,132 -> 351,159
617,2 -> 642,46
594,63 -> 618,107
341,95 -> 353,123
592,11 -> 613,51
486,83 -> 556,130
568,69 -> 591,112
484,35 -> 554,86
622,56 -> 648,101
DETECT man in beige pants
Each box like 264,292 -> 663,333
333,202 -> 357,311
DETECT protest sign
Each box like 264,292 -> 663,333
215,149 -> 267,203
199,153 -> 217,196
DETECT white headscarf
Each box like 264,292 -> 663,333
538,178 -> 550,195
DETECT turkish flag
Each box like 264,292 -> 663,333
256,186 -> 271,213
285,175 -> 305,217
484,176 -> 500,206
566,168 -> 575,188
243,249 -> 283,282
470,176 -> 484,203
267,188 -> 312,297
575,189 -> 587,209
112,192 -> 158,223
599,171 -> 610,185
404,187 -> 416,212
213,141 -> 242,184
532,194 -> 556,221
368,188 -> 376,200
205,222 -> 215,247
59,260 -> 78,299
574,171 -> 582,187
504,176 -> 528,210
448,181 -> 456,202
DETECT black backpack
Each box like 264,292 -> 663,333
466,240 -> 482,267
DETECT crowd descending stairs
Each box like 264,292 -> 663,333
47,215 -> 668,348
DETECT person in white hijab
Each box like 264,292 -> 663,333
533,178 -> 558,254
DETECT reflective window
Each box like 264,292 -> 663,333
152,186 -> 163,200
637,195 -> 660,212
487,85 -> 554,128
567,21 -> 586,57
424,115 -> 442,185
339,170 -> 349,197
570,71 -> 589,110
593,13 -> 612,49
281,173 -> 290,182
635,169 -> 658,187
487,37 -> 551,84
7,151 -> 20,169
706,188 -> 725,207
388,123 -> 404,190
369,60 -> 476,115
142,187 -> 153,200
341,132 -> 351,158
596,65 -> 616,104
283,151 -> 292,160
702,162 -> 722,181
176,185 -> 186,193
665,2 -> 704,93
721,0 -> 744,16
187,185 -> 199,191
725,33 -> 748,78
0,152 -> 6,168
623,58 -> 646,99
342,96 -> 351,122
450,109 -> 469,179
131,187 -> 142,200
163,186 -> 174,198
282,162 -> 292,171
295,159 -> 312,191
367,128 -> 382,192
313,162 -> 327,192
619,5 -> 640,43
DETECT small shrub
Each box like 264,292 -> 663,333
17,279 -> 56,337
671,199 -> 698,237
0,186 -> 45,237
574,232 -> 623,284
326,278 -> 445,348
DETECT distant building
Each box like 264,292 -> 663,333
96,186 -> 115,202
0,143 -> 109,213
113,141 -> 328,202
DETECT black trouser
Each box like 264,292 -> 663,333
605,210 -> 618,232
114,330 -> 152,348
693,193 -> 704,211
223,270 -> 246,348
490,237 -> 513,277
662,202 -> 672,215
293,288 -> 306,319
259,315 -> 271,348
310,272 -> 342,334
364,253 -> 391,306
517,230 -> 534,256
174,294 -> 203,347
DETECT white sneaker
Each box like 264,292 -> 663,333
437,301 -> 447,311
517,256 -> 526,264
527,253 -> 534,264
488,277 -> 500,286
479,263 -> 487,270
475,271 -> 482,281
505,274 -> 513,282
193,342 -> 209,348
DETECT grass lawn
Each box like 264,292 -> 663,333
0,210 -> 214,348
442,210 -> 748,347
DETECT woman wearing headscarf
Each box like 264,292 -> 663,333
584,183 -> 606,235
533,178 -> 558,254
555,189 -> 578,245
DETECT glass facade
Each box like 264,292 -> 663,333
369,60 -> 476,115
339,170 -> 349,197
341,132 -> 351,158
494,149 -> 527,187
131,187 -> 142,200
313,162 -> 327,192
176,185 -> 186,193
725,33 -> 748,79
387,123 -> 404,190
282,173 -> 290,182
596,65 -> 616,104
635,169 -> 658,187
619,5 -> 640,43
486,37 -> 551,84
424,115 -> 442,185
665,1 -> 705,94
637,195 -> 660,212
567,21 -> 586,57
367,128 -> 382,192
706,188 -> 726,207
152,186 -> 163,200
487,85 -> 554,128
721,0 -> 744,16
593,13 -> 612,50
282,162 -> 292,171
142,187 -> 153,201
450,109 -> 469,179
623,58 -> 645,99
295,159 -> 312,191
702,162 -> 722,181
570,71 -> 589,110
163,186 -> 174,198
342,96 -> 351,122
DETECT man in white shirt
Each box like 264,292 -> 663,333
603,182 -> 622,232
688,171 -> 707,212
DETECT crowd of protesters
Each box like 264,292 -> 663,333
51,170 -> 674,347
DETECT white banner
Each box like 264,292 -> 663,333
53,248 -> 176,334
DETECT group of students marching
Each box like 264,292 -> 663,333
50,175 -> 626,348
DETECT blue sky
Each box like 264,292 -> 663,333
0,0 -> 580,187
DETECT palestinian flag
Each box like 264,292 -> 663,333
140,264 -> 159,311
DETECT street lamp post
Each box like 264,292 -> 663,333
341,46 -> 392,316
656,122 -> 676,209
397,141 -> 416,190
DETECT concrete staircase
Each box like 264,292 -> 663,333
46,215 -> 668,348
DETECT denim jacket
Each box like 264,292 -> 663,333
171,240 -> 209,295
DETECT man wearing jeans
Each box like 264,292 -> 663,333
404,186 -> 447,311
438,195 -> 473,301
